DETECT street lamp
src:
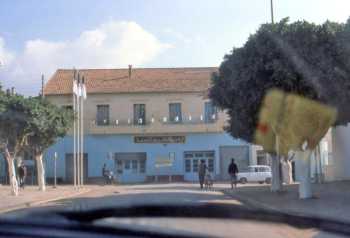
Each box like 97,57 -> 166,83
53,152 -> 58,188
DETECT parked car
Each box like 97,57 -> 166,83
237,165 -> 272,184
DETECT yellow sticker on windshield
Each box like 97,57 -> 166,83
254,89 -> 337,156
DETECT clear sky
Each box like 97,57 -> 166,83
0,0 -> 349,95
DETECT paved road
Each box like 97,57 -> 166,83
2,184 -> 340,237
4,183 -> 241,216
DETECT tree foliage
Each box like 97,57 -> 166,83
0,89 -> 73,193
210,18 -> 350,143
0,93 -> 73,155
25,97 -> 73,155
0,93 -> 31,155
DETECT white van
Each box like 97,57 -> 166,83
237,165 -> 272,184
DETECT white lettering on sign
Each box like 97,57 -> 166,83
134,136 -> 186,144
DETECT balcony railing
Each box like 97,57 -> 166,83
93,114 -> 218,126
94,118 -> 150,127
161,114 -> 218,125
88,114 -> 223,134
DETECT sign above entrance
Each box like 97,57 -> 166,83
155,156 -> 173,167
134,135 -> 186,144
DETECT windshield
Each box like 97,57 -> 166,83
0,1 -> 350,238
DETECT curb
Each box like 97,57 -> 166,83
0,188 -> 91,214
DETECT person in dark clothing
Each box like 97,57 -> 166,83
18,163 -> 27,189
17,165 -> 24,187
228,158 -> 239,189
198,160 -> 207,189
102,164 -> 109,185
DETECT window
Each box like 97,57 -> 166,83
208,159 -> 214,172
140,160 -> 146,173
184,151 -> 215,173
184,153 -> 193,159
132,160 -> 138,173
169,103 -> 182,123
195,153 -> 204,158
96,105 -> 109,125
205,152 -> 215,159
124,160 -> 130,169
116,160 -> 123,174
204,101 -> 218,123
193,159 -> 199,172
257,150 -> 269,165
133,104 -> 146,125
185,159 -> 191,172
259,167 -> 270,172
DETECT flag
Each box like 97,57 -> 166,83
77,83 -> 82,97
73,80 -> 78,95
82,84 -> 87,100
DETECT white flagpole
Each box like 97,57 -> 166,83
73,70 -> 77,189
77,73 -> 81,188
80,76 -> 84,186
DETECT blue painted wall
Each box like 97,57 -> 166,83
43,132 -> 248,182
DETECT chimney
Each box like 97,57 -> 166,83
128,65 -> 132,79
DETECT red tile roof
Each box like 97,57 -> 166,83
44,67 -> 218,95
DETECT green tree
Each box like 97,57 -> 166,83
25,97 -> 73,191
0,92 -> 32,195
210,18 -> 350,192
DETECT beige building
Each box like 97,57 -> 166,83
43,67 -> 254,183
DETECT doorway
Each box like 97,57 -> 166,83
115,152 -> 146,183
65,153 -> 88,183
183,151 -> 215,181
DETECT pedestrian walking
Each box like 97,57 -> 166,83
228,158 -> 239,189
108,170 -> 114,185
198,160 -> 207,189
17,164 -> 23,188
102,164 -> 109,185
18,163 -> 27,189
204,168 -> 213,190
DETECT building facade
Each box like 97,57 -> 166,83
42,67 -> 254,184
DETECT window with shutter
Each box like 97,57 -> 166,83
96,105 -> 109,125
169,103 -> 182,123
133,104 -> 146,125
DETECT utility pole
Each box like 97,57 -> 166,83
270,0 -> 275,24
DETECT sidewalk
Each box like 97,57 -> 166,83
0,185 -> 91,213
223,181 -> 350,223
